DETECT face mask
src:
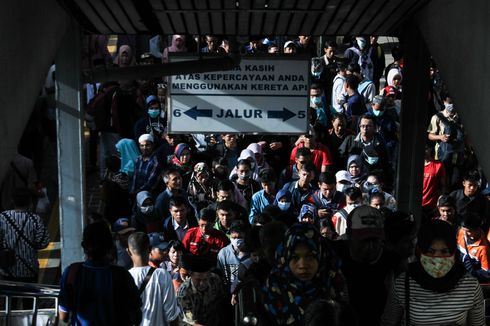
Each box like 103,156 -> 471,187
140,205 -> 154,214
347,203 -> 361,210
278,202 -> 291,211
310,96 -> 322,106
372,109 -> 384,117
312,71 -> 321,78
420,254 -> 455,278
231,238 -> 244,250
363,182 -> 379,193
238,172 -> 251,181
356,38 -> 367,50
366,156 -> 379,165
444,103 -> 454,113
148,109 -> 160,118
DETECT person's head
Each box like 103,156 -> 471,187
363,173 -> 383,193
198,208 -> 216,235
192,162 -> 210,184
259,169 -> 277,195
391,45 -> 403,62
205,35 -> 218,50
335,170 -> 353,192
344,75 -> 359,94
275,188 -> 292,212
82,222 -> 114,261
298,35 -> 310,45
460,213 -> 483,242
216,180 -> 235,202
298,204 -> 317,224
309,83 -> 323,108
216,200 -> 236,229
138,134 -> 154,157
371,95 -> 386,118
347,155 -> 363,178
298,162 -> 316,186
145,95 -> 161,118
442,93 -> 455,115
346,205 -> 385,263
424,144 -> 435,161
236,159 -> 252,182
384,211 -> 417,259
229,220 -> 248,252
136,191 -> 154,215
283,41 -> 297,54
323,39 -> 337,59
163,168 -> 183,191
212,157 -> 229,181
164,133 -> 177,146
268,43 -> 279,54
416,220 -> 457,278
359,114 -> 375,139
148,232 -> 169,265
12,188 -> 33,209
336,62 -> 347,76
221,133 -> 237,148
344,187 -> 363,208
369,192 -> 385,209
220,39 -> 230,53
331,113 -> 347,137
117,45 -> 132,67
167,240 -> 184,265
181,254 -> 213,290
172,35 -> 185,49
436,195 -> 456,223
295,147 -> 311,169
462,170 -> 481,197
355,36 -> 369,50
174,143 -> 191,165
275,223 -> 322,282
346,63 -> 361,79
318,172 -> 337,199
169,196 -> 188,224
127,232 -> 150,262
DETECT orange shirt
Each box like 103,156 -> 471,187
457,228 -> 490,271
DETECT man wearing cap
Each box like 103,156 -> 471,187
177,254 -> 227,325
340,205 -> 399,326
148,232 -> 170,268
127,232 -> 180,326
130,134 -> 163,196
283,41 -> 297,54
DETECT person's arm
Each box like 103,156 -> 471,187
380,275 -> 404,326
160,271 -> 181,324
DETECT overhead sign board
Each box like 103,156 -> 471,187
168,57 -> 309,134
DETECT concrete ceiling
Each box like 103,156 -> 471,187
58,0 -> 430,36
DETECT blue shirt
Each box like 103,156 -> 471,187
249,190 -> 275,223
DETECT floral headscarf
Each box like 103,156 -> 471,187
263,223 -> 347,325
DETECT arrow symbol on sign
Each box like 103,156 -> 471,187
183,106 -> 213,120
267,108 -> 296,122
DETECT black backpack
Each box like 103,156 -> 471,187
436,113 -> 464,163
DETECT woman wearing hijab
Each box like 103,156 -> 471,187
113,44 -> 135,67
162,35 -> 188,63
131,191 -> 162,233
381,220 -> 485,325
187,162 -> 215,212
229,148 -> 260,182
346,154 -> 366,187
168,143 -> 193,188
262,223 -> 347,326
115,138 -> 140,179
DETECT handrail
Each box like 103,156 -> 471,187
0,281 -> 59,297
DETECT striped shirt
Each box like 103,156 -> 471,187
381,272 -> 485,325
0,210 -> 49,278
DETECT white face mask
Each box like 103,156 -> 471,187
444,103 -> 454,113
347,203 -> 361,210
278,202 -> 291,211
140,205 -> 154,214
336,184 -> 350,192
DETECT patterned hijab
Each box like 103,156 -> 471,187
263,223 -> 346,325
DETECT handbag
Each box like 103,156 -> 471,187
0,212 -> 29,270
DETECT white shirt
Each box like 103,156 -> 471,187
129,266 -> 180,326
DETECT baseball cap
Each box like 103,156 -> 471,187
112,218 -> 136,235
148,233 -> 170,250
336,170 -> 353,183
284,41 -> 297,49
348,205 -> 384,240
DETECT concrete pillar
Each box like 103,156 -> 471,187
56,21 -> 85,270
396,21 -> 430,219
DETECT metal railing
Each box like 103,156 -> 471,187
0,281 -> 59,326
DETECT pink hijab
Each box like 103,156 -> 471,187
162,35 -> 187,63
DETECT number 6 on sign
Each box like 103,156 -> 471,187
173,109 -> 181,117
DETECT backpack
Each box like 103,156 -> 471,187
358,79 -> 374,104
348,46 -> 374,81
436,113 -> 465,163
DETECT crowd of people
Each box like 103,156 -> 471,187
0,33 -> 489,325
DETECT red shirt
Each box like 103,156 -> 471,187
422,160 -> 445,209
290,143 -> 334,172
182,227 -> 230,264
